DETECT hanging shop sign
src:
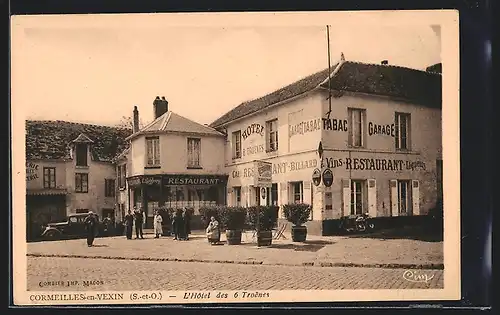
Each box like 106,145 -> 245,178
254,160 -> 272,187
312,168 -> 322,186
26,162 -> 39,181
322,168 -> 334,187
242,123 -> 264,140
261,187 -> 267,199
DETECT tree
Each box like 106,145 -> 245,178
115,116 -> 145,130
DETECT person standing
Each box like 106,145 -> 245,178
206,216 -> 220,245
84,211 -> 98,247
124,210 -> 134,240
153,210 -> 163,238
134,206 -> 144,239
183,209 -> 191,240
172,209 -> 184,240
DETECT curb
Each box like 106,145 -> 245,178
26,253 -> 443,270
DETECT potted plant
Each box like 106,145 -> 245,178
248,205 -> 279,246
283,203 -> 312,242
220,206 -> 247,245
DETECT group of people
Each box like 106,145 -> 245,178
83,207 -> 220,247
123,206 -> 145,239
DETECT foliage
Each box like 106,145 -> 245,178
115,115 -> 145,130
247,205 -> 279,231
219,206 -> 247,230
283,203 -> 312,226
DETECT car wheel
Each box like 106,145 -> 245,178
45,230 -> 59,240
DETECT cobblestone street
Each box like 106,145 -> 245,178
28,256 -> 444,291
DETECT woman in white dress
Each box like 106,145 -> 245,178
153,210 -> 163,238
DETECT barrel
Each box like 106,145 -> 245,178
257,230 -> 273,247
225,230 -> 242,245
291,225 -> 307,242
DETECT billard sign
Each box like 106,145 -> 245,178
312,168 -> 321,186
322,168 -> 333,187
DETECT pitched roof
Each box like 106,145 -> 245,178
127,111 -> 224,140
26,120 -> 132,162
209,61 -> 442,128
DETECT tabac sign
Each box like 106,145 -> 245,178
253,160 -> 272,187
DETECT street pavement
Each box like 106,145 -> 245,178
27,230 -> 443,269
27,256 -> 444,291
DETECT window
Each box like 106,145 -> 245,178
233,186 -> 241,206
397,180 -> 412,215
118,164 -> 126,189
187,138 -> 201,168
291,181 -> 303,204
75,173 -> 88,193
266,119 -> 279,152
348,108 -> 366,147
146,137 -> 160,167
395,112 -> 411,150
105,179 -> 115,197
232,130 -> 242,159
75,209 -> 88,214
43,167 -> 56,188
75,144 -> 88,166
350,180 -> 366,215
266,183 -> 278,206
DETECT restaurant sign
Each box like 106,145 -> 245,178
254,160 -> 272,187
127,176 -> 162,187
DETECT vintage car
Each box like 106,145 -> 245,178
41,213 -> 102,240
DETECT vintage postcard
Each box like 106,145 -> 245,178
11,10 -> 460,305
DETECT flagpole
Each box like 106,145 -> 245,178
326,25 -> 332,119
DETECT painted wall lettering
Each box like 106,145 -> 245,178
289,119 -> 322,137
26,162 -> 39,181
272,162 -> 287,175
368,122 -> 395,137
289,159 -> 317,171
321,157 -> 343,169
244,144 -> 264,156
241,123 -> 264,140
322,118 -> 348,132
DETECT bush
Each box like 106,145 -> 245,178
220,206 -> 247,230
199,205 -> 224,228
283,203 -> 312,226
247,205 -> 279,231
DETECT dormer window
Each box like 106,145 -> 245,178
71,133 -> 93,167
76,144 -> 88,166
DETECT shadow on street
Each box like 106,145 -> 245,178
343,225 -> 443,242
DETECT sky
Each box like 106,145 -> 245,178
11,13 -> 442,127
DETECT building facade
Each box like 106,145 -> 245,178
210,58 -> 442,235
25,120 -> 131,240
116,97 -> 227,228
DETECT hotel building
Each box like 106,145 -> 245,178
210,57 -> 442,235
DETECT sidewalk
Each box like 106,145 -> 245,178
27,229 -> 444,270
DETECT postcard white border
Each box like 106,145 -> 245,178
11,9 -> 461,305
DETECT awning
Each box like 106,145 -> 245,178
27,189 -> 68,196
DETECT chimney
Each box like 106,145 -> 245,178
381,60 -> 389,65
133,106 -> 139,133
154,96 -> 169,119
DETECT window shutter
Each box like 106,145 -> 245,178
367,179 -> 377,217
412,180 -> 420,215
342,179 -> 350,216
390,180 -> 398,217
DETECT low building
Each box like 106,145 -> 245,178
116,97 -> 227,229
25,120 -> 131,240
210,57 -> 442,235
